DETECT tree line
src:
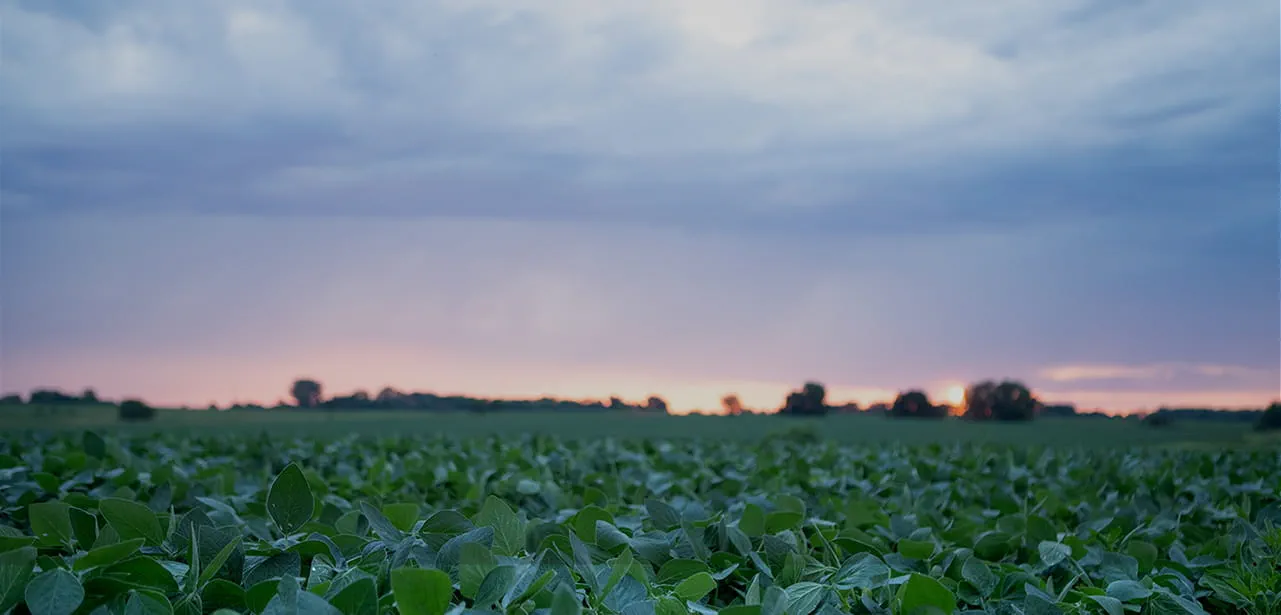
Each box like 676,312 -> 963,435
3,380 -> 1279,431
774,379 -> 1043,421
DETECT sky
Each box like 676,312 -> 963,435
1,0 -> 1278,414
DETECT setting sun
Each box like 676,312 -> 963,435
942,384 -> 966,407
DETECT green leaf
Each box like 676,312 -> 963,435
760,586 -> 786,615
458,542 -> 496,599
832,553 -> 889,591
960,556 -> 997,598
739,504 -> 766,538
28,501 -> 74,547
659,559 -> 712,585
764,511 -> 804,533
83,431 -> 107,460
784,582 -> 826,615
381,504 -> 420,533
474,565 -> 516,608
476,496 -> 525,557
437,527 -> 494,578
1149,592 -> 1209,615
0,533 -> 35,553
202,579 -> 247,613
25,569 -> 85,615
1105,580 -> 1151,603
100,498 -> 166,546
572,506 -> 613,544
973,532 -> 1014,560
329,578 -> 378,615
550,583 -> 582,615
1126,541 -> 1158,573
681,519 -> 711,561
266,463 -> 315,535
69,507 -> 98,548
674,572 -> 717,602
74,537 -> 145,571
645,499 -> 682,531
103,556 -> 182,593
1087,595 -> 1124,615
570,532 -> 598,593
1037,541 -> 1072,567
600,548 -> 635,605
245,552 -> 303,588
390,567 -> 453,615
897,539 -> 935,560
246,580 -> 278,615
125,591 -> 174,615
896,573 -> 955,615
503,557 -> 554,609
656,597 -> 685,615
719,607 -> 761,615
1023,590 -> 1064,615
263,575 -> 340,615
0,546 -> 35,613
199,535 -> 244,586
358,502 -> 405,544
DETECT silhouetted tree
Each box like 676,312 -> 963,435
290,379 -> 323,408
375,387 -> 411,409
890,390 -> 946,419
1040,404 -> 1077,418
722,394 -> 744,416
1143,411 -> 1175,428
29,389 -> 80,405
780,381 -> 828,416
118,399 -> 155,422
963,380 -> 1037,421
323,390 -> 375,409
644,396 -> 668,413
963,381 -> 998,420
991,380 -> 1037,421
1257,402 -> 1281,432
1150,407 -> 1265,423
81,388 -> 100,404
0,394 -> 21,405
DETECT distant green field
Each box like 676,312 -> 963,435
1,403 -> 1273,449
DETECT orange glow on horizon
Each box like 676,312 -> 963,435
940,383 -> 967,408
5,348 -> 1277,416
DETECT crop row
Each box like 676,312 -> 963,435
1,432 -> 1278,615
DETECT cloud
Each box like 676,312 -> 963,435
1040,363 -> 1273,384
2,0 -> 1276,228
1,0 -> 1276,412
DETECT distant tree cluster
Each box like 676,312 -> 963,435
285,379 -> 672,415
1139,405 -> 1276,429
962,380 -> 1038,421
779,382 -> 827,416
1256,402 -> 1281,432
889,390 -> 947,419
8,388 -> 107,405
118,399 -> 155,422
773,378 -> 1042,422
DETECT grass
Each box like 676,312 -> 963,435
1,403 -> 1270,449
